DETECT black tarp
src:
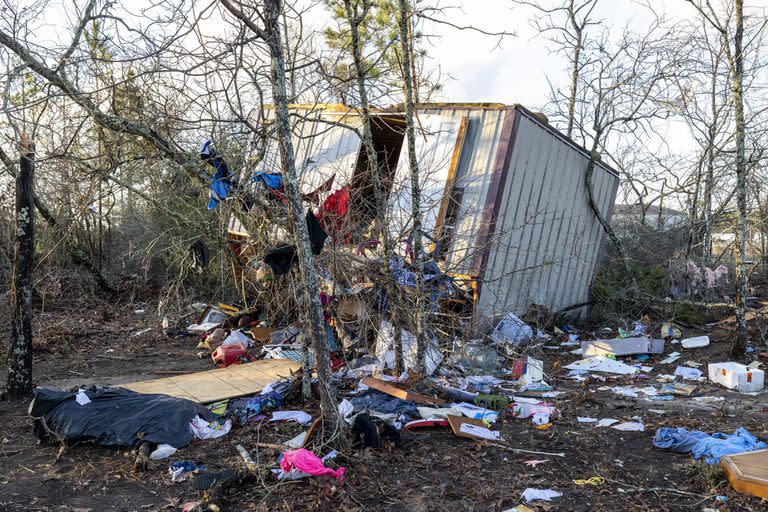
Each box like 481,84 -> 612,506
29,386 -> 206,448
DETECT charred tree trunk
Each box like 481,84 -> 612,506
7,137 -> 35,399
398,0 -> 427,373
262,0 -> 339,421
732,0 -> 748,357
343,0 -> 405,373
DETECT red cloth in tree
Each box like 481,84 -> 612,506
316,186 -> 350,240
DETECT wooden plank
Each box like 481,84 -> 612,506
120,359 -> 300,404
721,449 -> 768,499
360,377 -> 445,405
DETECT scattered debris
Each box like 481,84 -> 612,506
490,312 -> 533,346
674,366 -> 704,381
581,337 -> 664,357
170,461 -> 205,483
360,376 -> 445,405
681,335 -> 710,349
708,362 -> 765,393
564,356 -> 639,375
659,351 -> 682,364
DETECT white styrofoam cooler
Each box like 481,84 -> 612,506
708,362 -> 765,393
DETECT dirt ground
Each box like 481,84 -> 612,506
1,299 -> 768,511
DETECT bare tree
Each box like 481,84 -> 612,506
513,0 -> 600,139
685,0 -> 768,356
219,0 -> 340,425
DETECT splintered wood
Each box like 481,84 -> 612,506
120,359 -> 301,403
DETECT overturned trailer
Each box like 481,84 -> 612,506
231,103 -> 619,322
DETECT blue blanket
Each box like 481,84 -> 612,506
653,427 -> 767,464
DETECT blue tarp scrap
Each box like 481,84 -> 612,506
253,171 -> 283,191
200,140 -> 236,209
653,427 -> 768,464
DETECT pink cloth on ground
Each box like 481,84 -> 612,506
280,449 -> 345,482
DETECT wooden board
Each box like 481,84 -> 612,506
360,376 -> 445,406
721,449 -> 768,499
121,359 -> 301,404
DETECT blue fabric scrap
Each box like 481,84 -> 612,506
253,171 -> 283,190
653,427 -> 767,465
200,140 -> 236,209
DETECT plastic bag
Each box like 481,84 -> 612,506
490,313 -> 533,345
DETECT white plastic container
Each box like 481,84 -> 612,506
708,362 -> 764,393
681,335 -> 710,349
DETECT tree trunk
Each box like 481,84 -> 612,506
398,0 -> 427,373
731,0 -> 748,357
703,50 -> 720,267
344,0 -> 405,373
262,0 -> 339,421
685,161 -> 702,259
7,137 -> 35,399
566,0 -> 581,139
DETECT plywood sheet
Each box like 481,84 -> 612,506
121,359 -> 301,404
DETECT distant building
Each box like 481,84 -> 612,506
612,204 -> 688,229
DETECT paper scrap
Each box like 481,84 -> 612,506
564,356 -> 638,375
611,421 -> 644,431
674,366 -> 703,381
659,352 -> 681,364
459,422 -> 500,441
75,389 -> 91,406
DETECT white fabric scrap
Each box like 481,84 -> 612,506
270,411 -> 312,425
189,416 -> 232,440
522,488 -> 562,502
338,399 -> 354,424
